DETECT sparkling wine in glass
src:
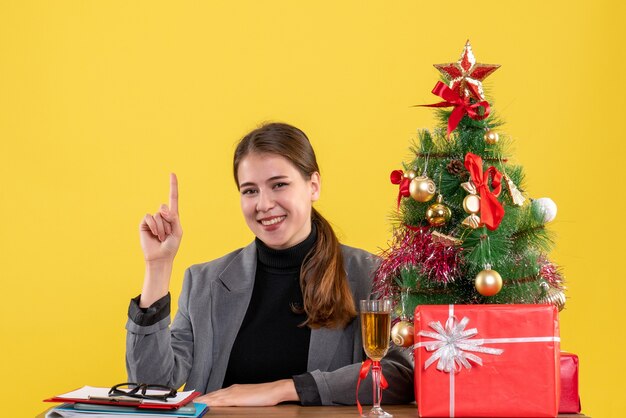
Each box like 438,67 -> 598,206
360,299 -> 393,418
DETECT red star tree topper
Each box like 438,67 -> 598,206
434,40 -> 500,101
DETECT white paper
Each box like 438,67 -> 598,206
54,386 -> 196,405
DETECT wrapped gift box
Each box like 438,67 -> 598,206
414,304 -> 560,417
559,352 -> 581,414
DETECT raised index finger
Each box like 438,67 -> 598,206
169,173 -> 179,214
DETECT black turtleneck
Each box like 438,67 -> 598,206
222,226 -> 317,388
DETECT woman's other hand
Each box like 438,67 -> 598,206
195,380 -> 299,406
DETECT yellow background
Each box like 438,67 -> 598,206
1,1 -> 623,416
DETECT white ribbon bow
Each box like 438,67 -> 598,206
418,316 -> 504,372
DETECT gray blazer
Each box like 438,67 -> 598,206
126,242 -> 414,405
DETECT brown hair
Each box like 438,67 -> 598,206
233,122 -> 356,329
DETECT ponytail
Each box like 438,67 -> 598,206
299,208 -> 356,329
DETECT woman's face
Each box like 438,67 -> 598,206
237,153 -> 320,250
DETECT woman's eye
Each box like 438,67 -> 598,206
273,182 -> 288,189
241,189 -> 257,195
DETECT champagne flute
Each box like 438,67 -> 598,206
360,299 -> 393,418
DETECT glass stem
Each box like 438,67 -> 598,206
372,361 -> 383,409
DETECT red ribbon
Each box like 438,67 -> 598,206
419,81 -> 491,137
464,153 -> 505,231
390,170 -> 410,209
356,359 -> 389,416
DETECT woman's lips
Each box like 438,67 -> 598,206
259,215 -> 286,227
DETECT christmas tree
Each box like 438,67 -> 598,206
373,41 -> 566,346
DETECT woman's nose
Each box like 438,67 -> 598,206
256,191 -> 275,212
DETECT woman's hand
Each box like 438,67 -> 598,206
138,173 -> 183,307
195,380 -> 299,407
140,173 -> 183,263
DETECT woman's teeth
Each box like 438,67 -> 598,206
261,216 -> 285,226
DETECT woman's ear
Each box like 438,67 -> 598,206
310,172 -> 321,202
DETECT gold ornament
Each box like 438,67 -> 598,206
484,130 -> 499,145
409,176 -> 436,202
391,320 -> 415,348
460,180 -> 482,228
404,169 -> 417,180
461,180 -> 477,195
475,269 -> 503,296
431,231 -> 462,246
463,194 -> 481,214
504,175 -> 526,207
540,282 -> 566,311
462,214 -> 482,229
426,195 -> 452,227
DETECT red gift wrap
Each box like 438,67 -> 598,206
414,304 -> 560,417
559,352 -> 581,413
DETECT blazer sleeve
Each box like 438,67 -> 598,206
125,267 -> 195,389
309,339 -> 415,406
309,247 -> 415,405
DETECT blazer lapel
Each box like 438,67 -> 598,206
206,242 -> 257,390
308,326 -> 347,371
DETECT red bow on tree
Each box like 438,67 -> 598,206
390,170 -> 410,209
419,81 -> 491,137
465,153 -> 505,230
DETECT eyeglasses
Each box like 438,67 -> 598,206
108,383 -> 177,402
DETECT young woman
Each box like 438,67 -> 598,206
125,122 -> 414,406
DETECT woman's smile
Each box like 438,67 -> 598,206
259,215 -> 287,228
